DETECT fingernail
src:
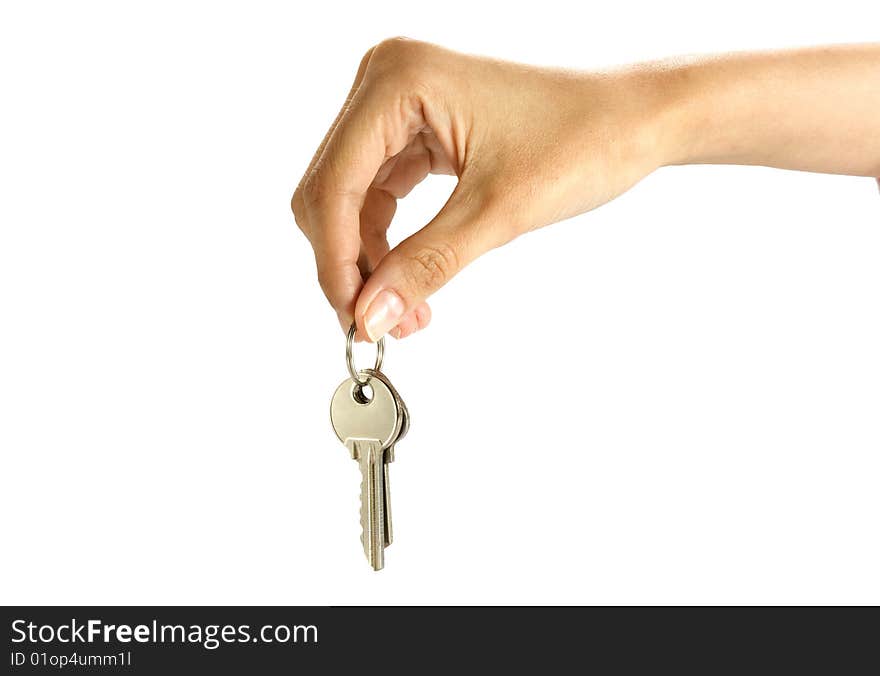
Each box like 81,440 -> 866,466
364,289 -> 405,342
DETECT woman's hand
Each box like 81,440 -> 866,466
291,38 -> 665,340
292,39 -> 880,341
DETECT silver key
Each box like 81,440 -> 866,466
330,374 -> 400,570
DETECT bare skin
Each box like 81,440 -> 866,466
292,39 -> 880,342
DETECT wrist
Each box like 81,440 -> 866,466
636,63 -> 707,167
622,58 -> 730,169
600,64 -> 700,173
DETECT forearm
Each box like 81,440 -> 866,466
642,44 -> 880,176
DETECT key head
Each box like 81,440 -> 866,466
330,376 -> 400,455
361,368 -> 409,444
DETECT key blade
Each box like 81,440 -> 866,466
354,439 -> 386,571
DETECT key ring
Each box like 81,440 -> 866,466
346,322 -> 384,385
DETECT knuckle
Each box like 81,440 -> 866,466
290,188 -> 306,226
371,37 -> 431,87
373,36 -> 417,60
405,242 -> 459,295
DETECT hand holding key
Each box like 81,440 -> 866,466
293,38 -> 666,342
330,326 -> 409,570
293,40 -> 880,342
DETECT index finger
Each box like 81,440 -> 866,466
296,43 -> 429,333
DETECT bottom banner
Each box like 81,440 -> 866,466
0,606 -> 872,672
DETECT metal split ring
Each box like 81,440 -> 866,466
345,323 -> 384,385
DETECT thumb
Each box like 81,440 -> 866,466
354,190 -> 495,342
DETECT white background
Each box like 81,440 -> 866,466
1,0 -> 879,605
